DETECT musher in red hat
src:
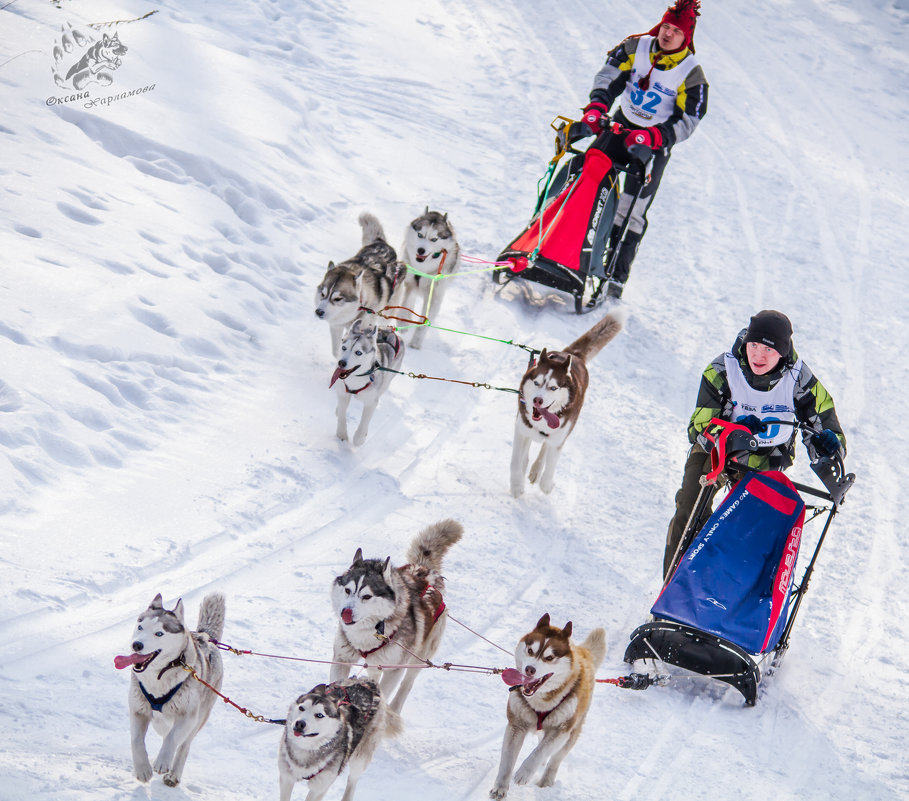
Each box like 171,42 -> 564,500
581,0 -> 708,299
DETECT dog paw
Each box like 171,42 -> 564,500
336,430 -> 348,442
539,477 -> 555,494
538,772 -> 557,787
489,786 -> 507,800
353,431 -> 368,446
162,772 -> 181,788
510,484 -> 524,498
134,762 -> 153,783
513,765 -> 535,785
153,755 -> 173,777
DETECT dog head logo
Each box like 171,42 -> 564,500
52,23 -> 128,91
514,613 -> 574,698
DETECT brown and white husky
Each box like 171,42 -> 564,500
510,309 -> 626,497
490,614 -> 606,799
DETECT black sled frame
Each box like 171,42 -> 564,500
624,422 -> 855,705
493,118 -> 652,314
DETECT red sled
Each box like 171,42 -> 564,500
494,118 -> 651,313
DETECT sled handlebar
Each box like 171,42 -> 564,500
704,418 -> 855,506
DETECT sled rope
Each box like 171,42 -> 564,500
209,637 -> 507,678
177,660 -> 286,725
375,365 -> 519,394
447,613 -> 514,656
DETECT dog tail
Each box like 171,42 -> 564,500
197,592 -> 226,641
581,627 -> 607,669
564,308 -> 627,362
406,518 -> 463,574
359,211 -> 387,246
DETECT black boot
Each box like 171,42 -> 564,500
610,229 -> 644,287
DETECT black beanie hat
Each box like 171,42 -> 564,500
744,310 -> 792,358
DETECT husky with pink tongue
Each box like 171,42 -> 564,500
329,318 -> 405,446
510,309 -> 626,497
490,614 -> 606,799
114,593 -> 225,787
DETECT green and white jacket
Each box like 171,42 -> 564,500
687,330 -> 846,471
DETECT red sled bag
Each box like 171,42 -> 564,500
503,147 -> 617,279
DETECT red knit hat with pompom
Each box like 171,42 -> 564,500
647,0 -> 701,52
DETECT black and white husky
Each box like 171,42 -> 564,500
115,593 -> 225,787
315,212 -> 401,357
330,519 -> 463,713
278,678 -> 402,801
393,208 -> 460,349
329,318 -> 406,446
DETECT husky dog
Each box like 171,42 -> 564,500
114,593 -> 225,787
330,519 -> 463,713
315,212 -> 401,356
329,318 -> 405,446
510,309 -> 626,497
490,614 -> 606,799
278,678 -> 402,801
393,208 -> 461,350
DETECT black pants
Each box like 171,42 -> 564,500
591,132 -> 671,284
663,444 -> 717,581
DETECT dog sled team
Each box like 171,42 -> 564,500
114,0 -> 855,797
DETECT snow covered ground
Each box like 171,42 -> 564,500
1,0 -> 908,799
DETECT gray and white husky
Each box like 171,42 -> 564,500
115,593 -> 225,787
393,208 -> 460,349
330,519 -> 463,713
315,212 -> 401,356
329,318 -> 405,446
278,678 -> 402,801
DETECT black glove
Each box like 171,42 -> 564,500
736,414 -> 765,434
811,429 -> 841,458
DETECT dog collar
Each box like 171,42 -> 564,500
345,365 -> 379,395
359,620 -> 398,658
138,678 -> 186,712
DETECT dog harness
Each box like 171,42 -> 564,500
138,678 -> 186,712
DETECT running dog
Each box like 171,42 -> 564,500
114,593 -> 225,787
315,212 -> 401,356
329,318 -> 405,446
393,208 -> 461,350
330,519 -> 463,713
510,308 -> 626,497
489,614 -> 606,799
278,678 -> 402,801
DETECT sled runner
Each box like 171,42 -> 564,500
493,116 -> 653,314
623,419 -> 855,705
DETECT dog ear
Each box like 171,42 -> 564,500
172,598 -> 185,624
353,547 -> 363,564
382,556 -> 392,578
536,612 -> 550,629
150,593 -> 164,611
424,205 -> 429,215
539,348 -> 548,362
351,318 -> 362,334
565,354 -> 573,374
561,621 -> 573,639
442,212 -> 448,223
328,260 -> 335,269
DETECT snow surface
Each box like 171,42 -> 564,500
1,0 -> 908,799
